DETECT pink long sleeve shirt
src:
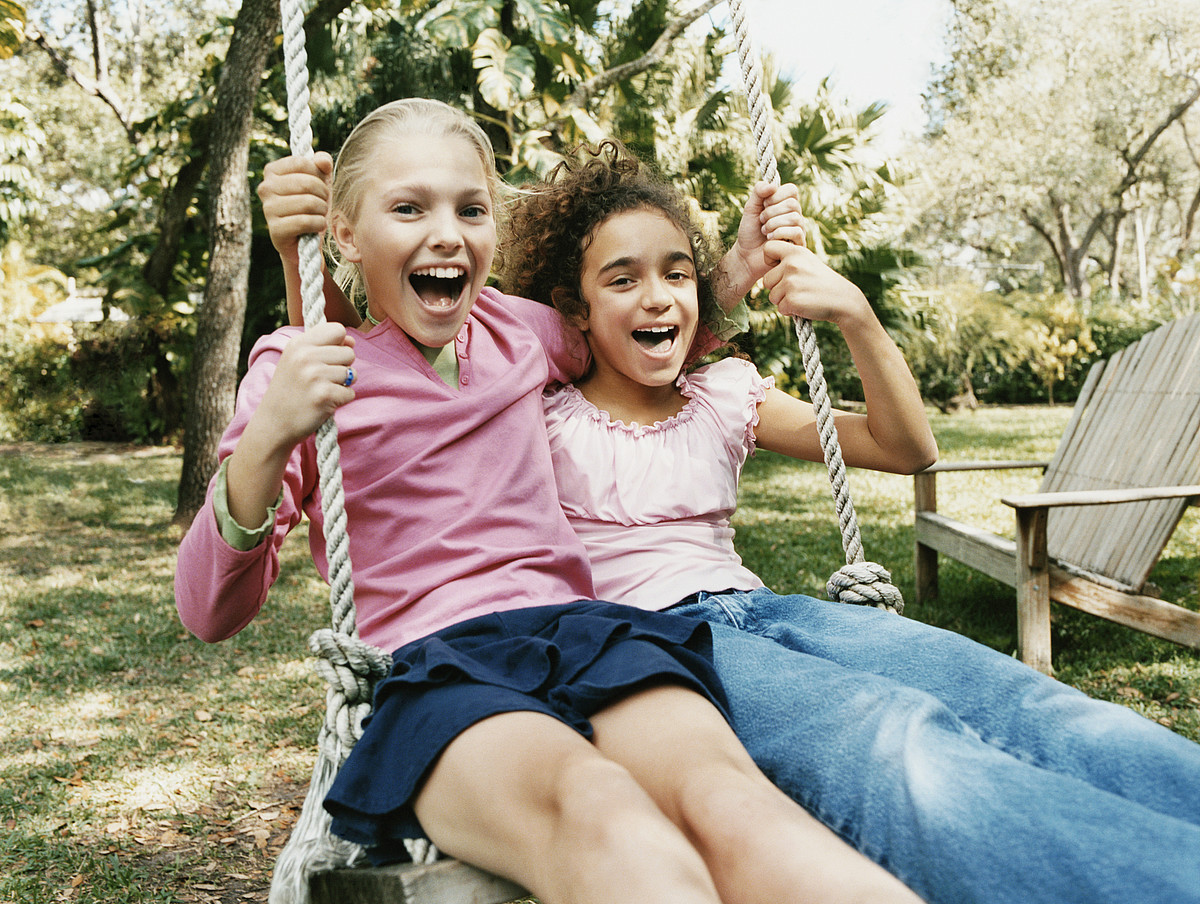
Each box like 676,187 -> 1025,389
175,288 -> 596,654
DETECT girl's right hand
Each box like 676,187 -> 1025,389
255,322 -> 357,449
257,152 -> 334,263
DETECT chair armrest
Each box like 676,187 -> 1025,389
1002,485 -> 1200,510
920,459 -> 1049,474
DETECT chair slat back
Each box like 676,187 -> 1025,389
1040,314 -> 1200,589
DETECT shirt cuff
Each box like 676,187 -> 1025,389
710,299 -> 750,340
213,457 -> 281,551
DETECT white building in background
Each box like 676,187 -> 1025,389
35,277 -> 129,324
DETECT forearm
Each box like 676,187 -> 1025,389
223,414 -> 297,529
841,311 -> 937,471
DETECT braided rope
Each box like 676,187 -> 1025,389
727,0 -> 902,614
270,0 -> 436,899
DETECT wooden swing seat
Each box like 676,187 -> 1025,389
310,858 -> 525,904
913,313 -> 1200,673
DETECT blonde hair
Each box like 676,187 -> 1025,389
328,98 -> 500,306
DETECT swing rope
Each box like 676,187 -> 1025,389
269,0 -> 901,898
727,0 -> 903,614
269,0 -> 427,900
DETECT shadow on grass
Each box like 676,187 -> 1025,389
1,444 -> 328,903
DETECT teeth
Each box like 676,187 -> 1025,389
633,325 -> 677,351
412,266 -> 465,279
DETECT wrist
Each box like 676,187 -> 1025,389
835,294 -> 883,336
715,250 -> 755,309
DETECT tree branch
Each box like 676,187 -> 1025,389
1116,74 -> 1200,198
564,0 -> 723,110
24,21 -> 139,143
1021,206 -> 1069,287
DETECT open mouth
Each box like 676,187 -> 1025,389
410,266 -> 467,308
632,325 -> 678,354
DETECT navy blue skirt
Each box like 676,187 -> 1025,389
324,600 -> 729,861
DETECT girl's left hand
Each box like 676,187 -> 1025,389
762,240 -> 871,328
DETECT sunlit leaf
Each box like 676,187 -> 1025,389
473,28 -> 536,111
0,0 -> 25,61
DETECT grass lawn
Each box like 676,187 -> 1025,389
1,406 -> 1197,903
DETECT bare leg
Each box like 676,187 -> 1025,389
590,685 -> 925,904
412,709 -> 722,904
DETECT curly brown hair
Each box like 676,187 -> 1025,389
495,139 -> 721,327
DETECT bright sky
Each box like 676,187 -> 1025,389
726,0 -> 954,149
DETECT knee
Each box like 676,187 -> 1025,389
673,764 -> 785,852
548,753 -> 673,855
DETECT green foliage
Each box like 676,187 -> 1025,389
0,242 -> 188,443
10,0 -> 920,440
892,282 -> 1166,409
0,320 -> 186,444
0,90 -> 44,241
0,332 -> 82,442
0,0 -> 24,60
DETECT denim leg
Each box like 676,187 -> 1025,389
675,588 -> 1200,828
694,620 -> 1200,904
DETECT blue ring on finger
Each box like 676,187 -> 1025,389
343,366 -> 355,387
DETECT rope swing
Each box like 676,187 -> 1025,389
269,0 -> 402,899
728,0 -> 904,614
268,0 -> 903,899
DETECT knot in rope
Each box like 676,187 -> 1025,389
310,628 -> 392,755
827,562 -> 904,614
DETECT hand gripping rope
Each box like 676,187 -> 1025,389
269,0 -> 903,900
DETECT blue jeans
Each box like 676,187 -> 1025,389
671,588 -> 1200,904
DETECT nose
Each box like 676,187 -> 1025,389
428,207 -> 464,251
642,275 -> 673,311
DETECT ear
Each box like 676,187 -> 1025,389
330,213 -> 362,263
551,286 -> 589,331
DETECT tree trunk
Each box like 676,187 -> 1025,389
143,150 -> 208,297
1107,213 -> 1125,300
174,0 -> 281,524
1133,207 -> 1150,308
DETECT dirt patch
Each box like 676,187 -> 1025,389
119,774 -> 307,904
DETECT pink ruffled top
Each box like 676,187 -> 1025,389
543,357 -> 772,611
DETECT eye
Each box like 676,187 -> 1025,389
461,204 -> 489,220
391,202 -> 418,215
666,269 -> 694,282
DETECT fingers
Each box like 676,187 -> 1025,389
761,241 -> 868,325
259,153 -> 334,250
267,324 -> 357,425
752,182 -> 806,245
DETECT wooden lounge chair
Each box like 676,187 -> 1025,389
913,314 -> 1200,673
